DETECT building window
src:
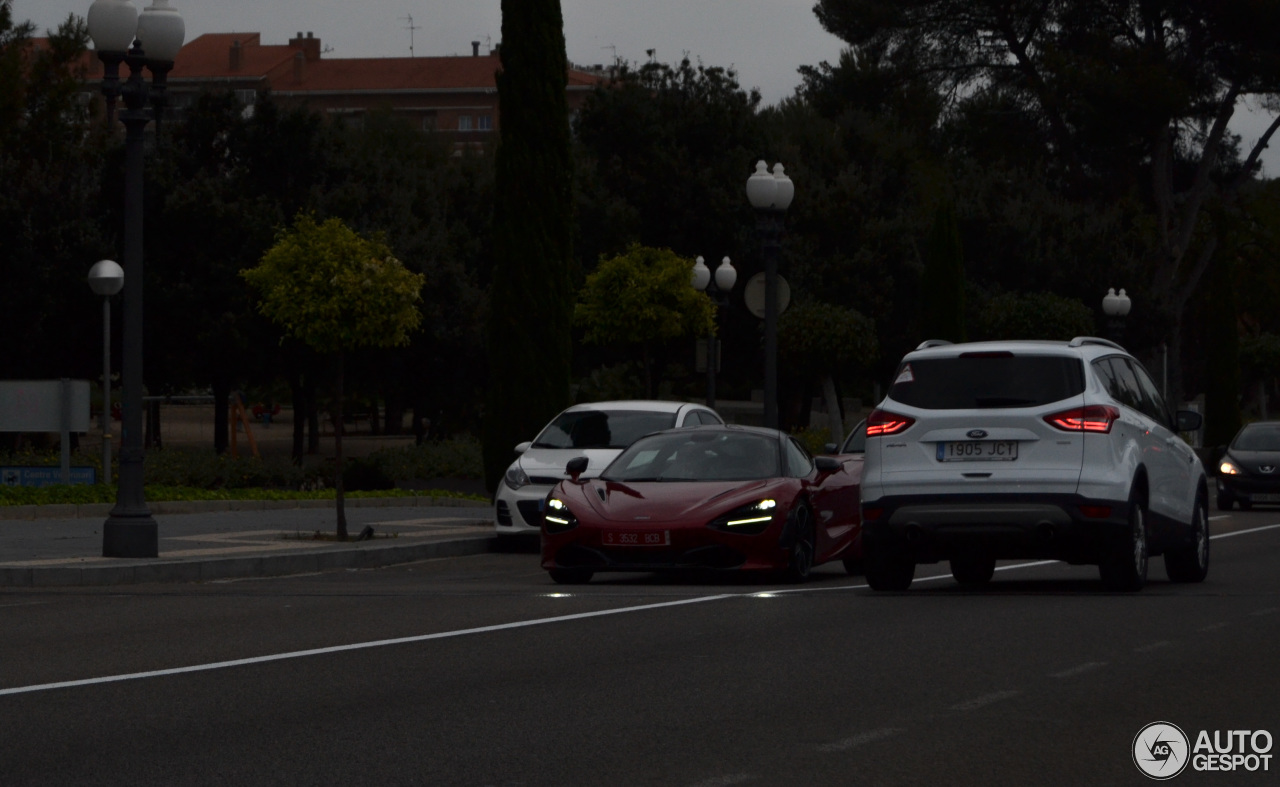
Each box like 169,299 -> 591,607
422,113 -> 437,132
235,89 -> 256,105
478,114 -> 492,132
457,115 -> 472,132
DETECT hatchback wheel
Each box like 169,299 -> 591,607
1099,499 -> 1148,592
1166,495 -> 1210,583
950,554 -> 996,586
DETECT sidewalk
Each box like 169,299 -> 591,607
0,496 -> 497,588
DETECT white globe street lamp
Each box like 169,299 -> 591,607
1103,287 -> 1132,344
746,160 -> 794,429
692,255 -> 737,408
88,0 -> 185,558
88,260 -> 124,486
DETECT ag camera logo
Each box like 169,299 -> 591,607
1133,722 -> 1189,780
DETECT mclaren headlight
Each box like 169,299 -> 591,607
504,462 -> 531,490
544,497 -> 579,533
708,499 -> 778,535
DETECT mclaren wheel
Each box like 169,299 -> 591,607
781,503 -> 816,583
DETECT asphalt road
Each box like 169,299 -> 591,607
2,510 -> 1278,786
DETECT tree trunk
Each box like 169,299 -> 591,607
288,372 -> 305,464
334,351 -> 348,540
213,379 -> 230,455
822,374 -> 844,445
306,376 -> 320,455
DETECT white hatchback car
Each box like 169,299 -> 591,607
494,400 -> 724,538
860,338 -> 1209,592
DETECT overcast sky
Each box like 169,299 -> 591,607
15,0 -> 1278,174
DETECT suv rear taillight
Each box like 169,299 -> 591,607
1044,405 -> 1119,433
867,409 -> 915,436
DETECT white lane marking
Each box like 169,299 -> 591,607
1211,523 -> 1280,540
1199,622 -> 1230,631
1250,607 -> 1278,616
1134,641 -> 1172,653
7,526 -> 1280,698
1050,662 -> 1107,679
1209,515 -> 1230,521
0,601 -> 52,609
0,594 -> 733,697
949,690 -> 1020,711
688,775 -> 756,787
818,727 -> 903,753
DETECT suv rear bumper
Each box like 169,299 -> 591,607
862,493 -> 1129,564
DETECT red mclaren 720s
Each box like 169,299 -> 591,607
540,425 -> 863,584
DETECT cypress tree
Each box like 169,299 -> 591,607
920,201 -> 967,343
482,0 -> 575,491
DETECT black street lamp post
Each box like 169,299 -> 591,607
745,161 -> 793,429
691,255 -> 738,409
88,0 -> 184,558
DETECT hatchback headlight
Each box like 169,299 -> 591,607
544,497 -> 578,533
708,499 -> 777,535
1219,459 -> 1240,476
504,463 -> 530,490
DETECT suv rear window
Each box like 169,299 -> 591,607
888,354 -> 1085,410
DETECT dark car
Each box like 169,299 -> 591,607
540,425 -> 863,584
1217,421 -> 1280,510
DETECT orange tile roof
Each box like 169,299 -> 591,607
169,33 -> 292,80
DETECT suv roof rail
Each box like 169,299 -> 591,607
915,339 -> 954,350
1068,336 -> 1125,351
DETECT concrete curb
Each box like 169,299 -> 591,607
0,495 -> 489,521
0,535 -> 498,587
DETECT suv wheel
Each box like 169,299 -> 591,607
950,554 -> 996,586
865,548 -> 915,591
1166,494 -> 1210,583
1099,499 -> 1148,592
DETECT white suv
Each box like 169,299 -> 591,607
494,401 -> 724,538
860,338 -> 1209,592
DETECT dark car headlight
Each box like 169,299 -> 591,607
708,499 -> 778,535
543,497 -> 579,533
1219,458 -> 1241,476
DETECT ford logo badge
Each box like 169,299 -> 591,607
967,429 -> 988,439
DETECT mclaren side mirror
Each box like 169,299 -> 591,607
566,456 -> 589,482
814,456 -> 841,474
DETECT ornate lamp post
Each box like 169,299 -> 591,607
1103,287 -> 1132,345
745,160 -> 793,429
87,0 -> 185,558
88,260 -> 124,486
691,255 -> 738,409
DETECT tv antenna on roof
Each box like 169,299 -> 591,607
399,14 -> 421,57
602,44 -> 617,63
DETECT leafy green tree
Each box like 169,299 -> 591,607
778,300 -> 878,439
920,202 -> 966,343
483,0 -> 576,491
811,0 -> 1280,402
971,292 -> 1096,341
241,214 -> 424,538
575,245 -> 716,397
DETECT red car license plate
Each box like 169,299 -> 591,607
602,530 -> 670,547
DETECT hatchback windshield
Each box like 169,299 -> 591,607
888,354 -> 1085,409
1233,423 -> 1280,451
532,410 -> 677,449
603,431 -> 780,481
